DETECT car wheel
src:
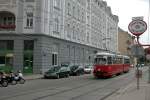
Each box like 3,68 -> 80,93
2,80 -> 8,87
56,74 -> 60,79
66,73 -> 69,78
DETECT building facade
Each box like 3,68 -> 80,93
118,27 -> 132,56
0,0 -> 118,74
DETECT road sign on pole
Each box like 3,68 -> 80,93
128,19 -> 147,36
130,44 -> 145,58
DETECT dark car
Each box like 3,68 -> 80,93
69,65 -> 84,76
44,66 -> 70,79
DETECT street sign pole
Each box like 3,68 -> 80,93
128,17 -> 148,88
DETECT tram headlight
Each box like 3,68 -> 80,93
97,69 -> 101,71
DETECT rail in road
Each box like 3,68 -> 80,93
0,67 -> 146,100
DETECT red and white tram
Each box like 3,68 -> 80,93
93,52 -> 131,78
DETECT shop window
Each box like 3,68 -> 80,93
0,40 -> 14,50
0,56 -> 5,66
24,40 -> 34,50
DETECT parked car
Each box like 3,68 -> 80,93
61,64 -> 71,74
44,66 -> 70,79
84,65 -> 93,74
69,65 -> 84,76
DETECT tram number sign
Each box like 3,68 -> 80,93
128,20 -> 147,36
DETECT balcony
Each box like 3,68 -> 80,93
0,24 -> 15,29
0,11 -> 16,31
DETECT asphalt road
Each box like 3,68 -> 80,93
0,68 -> 136,100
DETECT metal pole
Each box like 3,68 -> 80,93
148,0 -> 150,84
137,66 -> 140,89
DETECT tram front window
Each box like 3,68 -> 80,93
95,58 -> 106,65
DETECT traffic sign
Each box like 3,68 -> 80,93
130,44 -> 145,58
128,20 -> 147,36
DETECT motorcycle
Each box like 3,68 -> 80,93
14,75 -> 25,84
5,76 -> 17,85
0,77 -> 8,87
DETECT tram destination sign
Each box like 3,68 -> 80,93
128,19 -> 147,36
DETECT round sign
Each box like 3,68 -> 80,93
128,20 -> 147,36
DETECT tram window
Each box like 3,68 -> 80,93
124,59 -> 130,64
107,57 -> 112,64
94,58 -> 106,65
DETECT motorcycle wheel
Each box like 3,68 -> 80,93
11,80 -> 17,85
19,79 -> 25,84
2,80 -> 8,87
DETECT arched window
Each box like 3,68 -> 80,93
0,11 -> 16,30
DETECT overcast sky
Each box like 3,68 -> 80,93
104,0 -> 149,43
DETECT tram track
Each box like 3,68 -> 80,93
0,69 -> 136,100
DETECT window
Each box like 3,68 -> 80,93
67,24 -> 71,38
81,12 -> 84,22
73,6 -> 75,17
67,3 -> 71,15
87,16 -> 90,25
87,0 -> 90,8
77,9 -> 80,20
24,40 -> 34,50
0,56 -> 5,66
0,40 -> 14,50
54,0 -> 60,9
124,58 -> 130,64
53,18 -> 59,33
52,53 -> 58,66
87,32 -> 90,43
26,12 -> 33,28
72,26 -> 76,39
26,0 -> 35,2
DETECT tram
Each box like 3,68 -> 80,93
93,52 -> 131,78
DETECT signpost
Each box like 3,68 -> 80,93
128,17 -> 147,89
128,19 -> 147,36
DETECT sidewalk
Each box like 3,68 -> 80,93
105,67 -> 150,100
24,74 -> 43,80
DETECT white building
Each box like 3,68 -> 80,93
0,0 -> 118,74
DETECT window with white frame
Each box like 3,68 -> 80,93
53,17 -> 59,33
72,26 -> 76,39
54,0 -> 60,9
67,24 -> 71,38
87,32 -> 90,43
26,12 -> 33,28
67,3 -> 71,15
73,6 -> 75,17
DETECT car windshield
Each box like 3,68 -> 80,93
85,66 -> 92,68
70,66 -> 78,71
48,66 -> 60,72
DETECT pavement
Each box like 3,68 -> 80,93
105,67 -> 150,100
24,74 -> 43,80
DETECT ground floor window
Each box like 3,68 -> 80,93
0,55 -> 13,73
23,53 -> 33,74
52,53 -> 58,66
